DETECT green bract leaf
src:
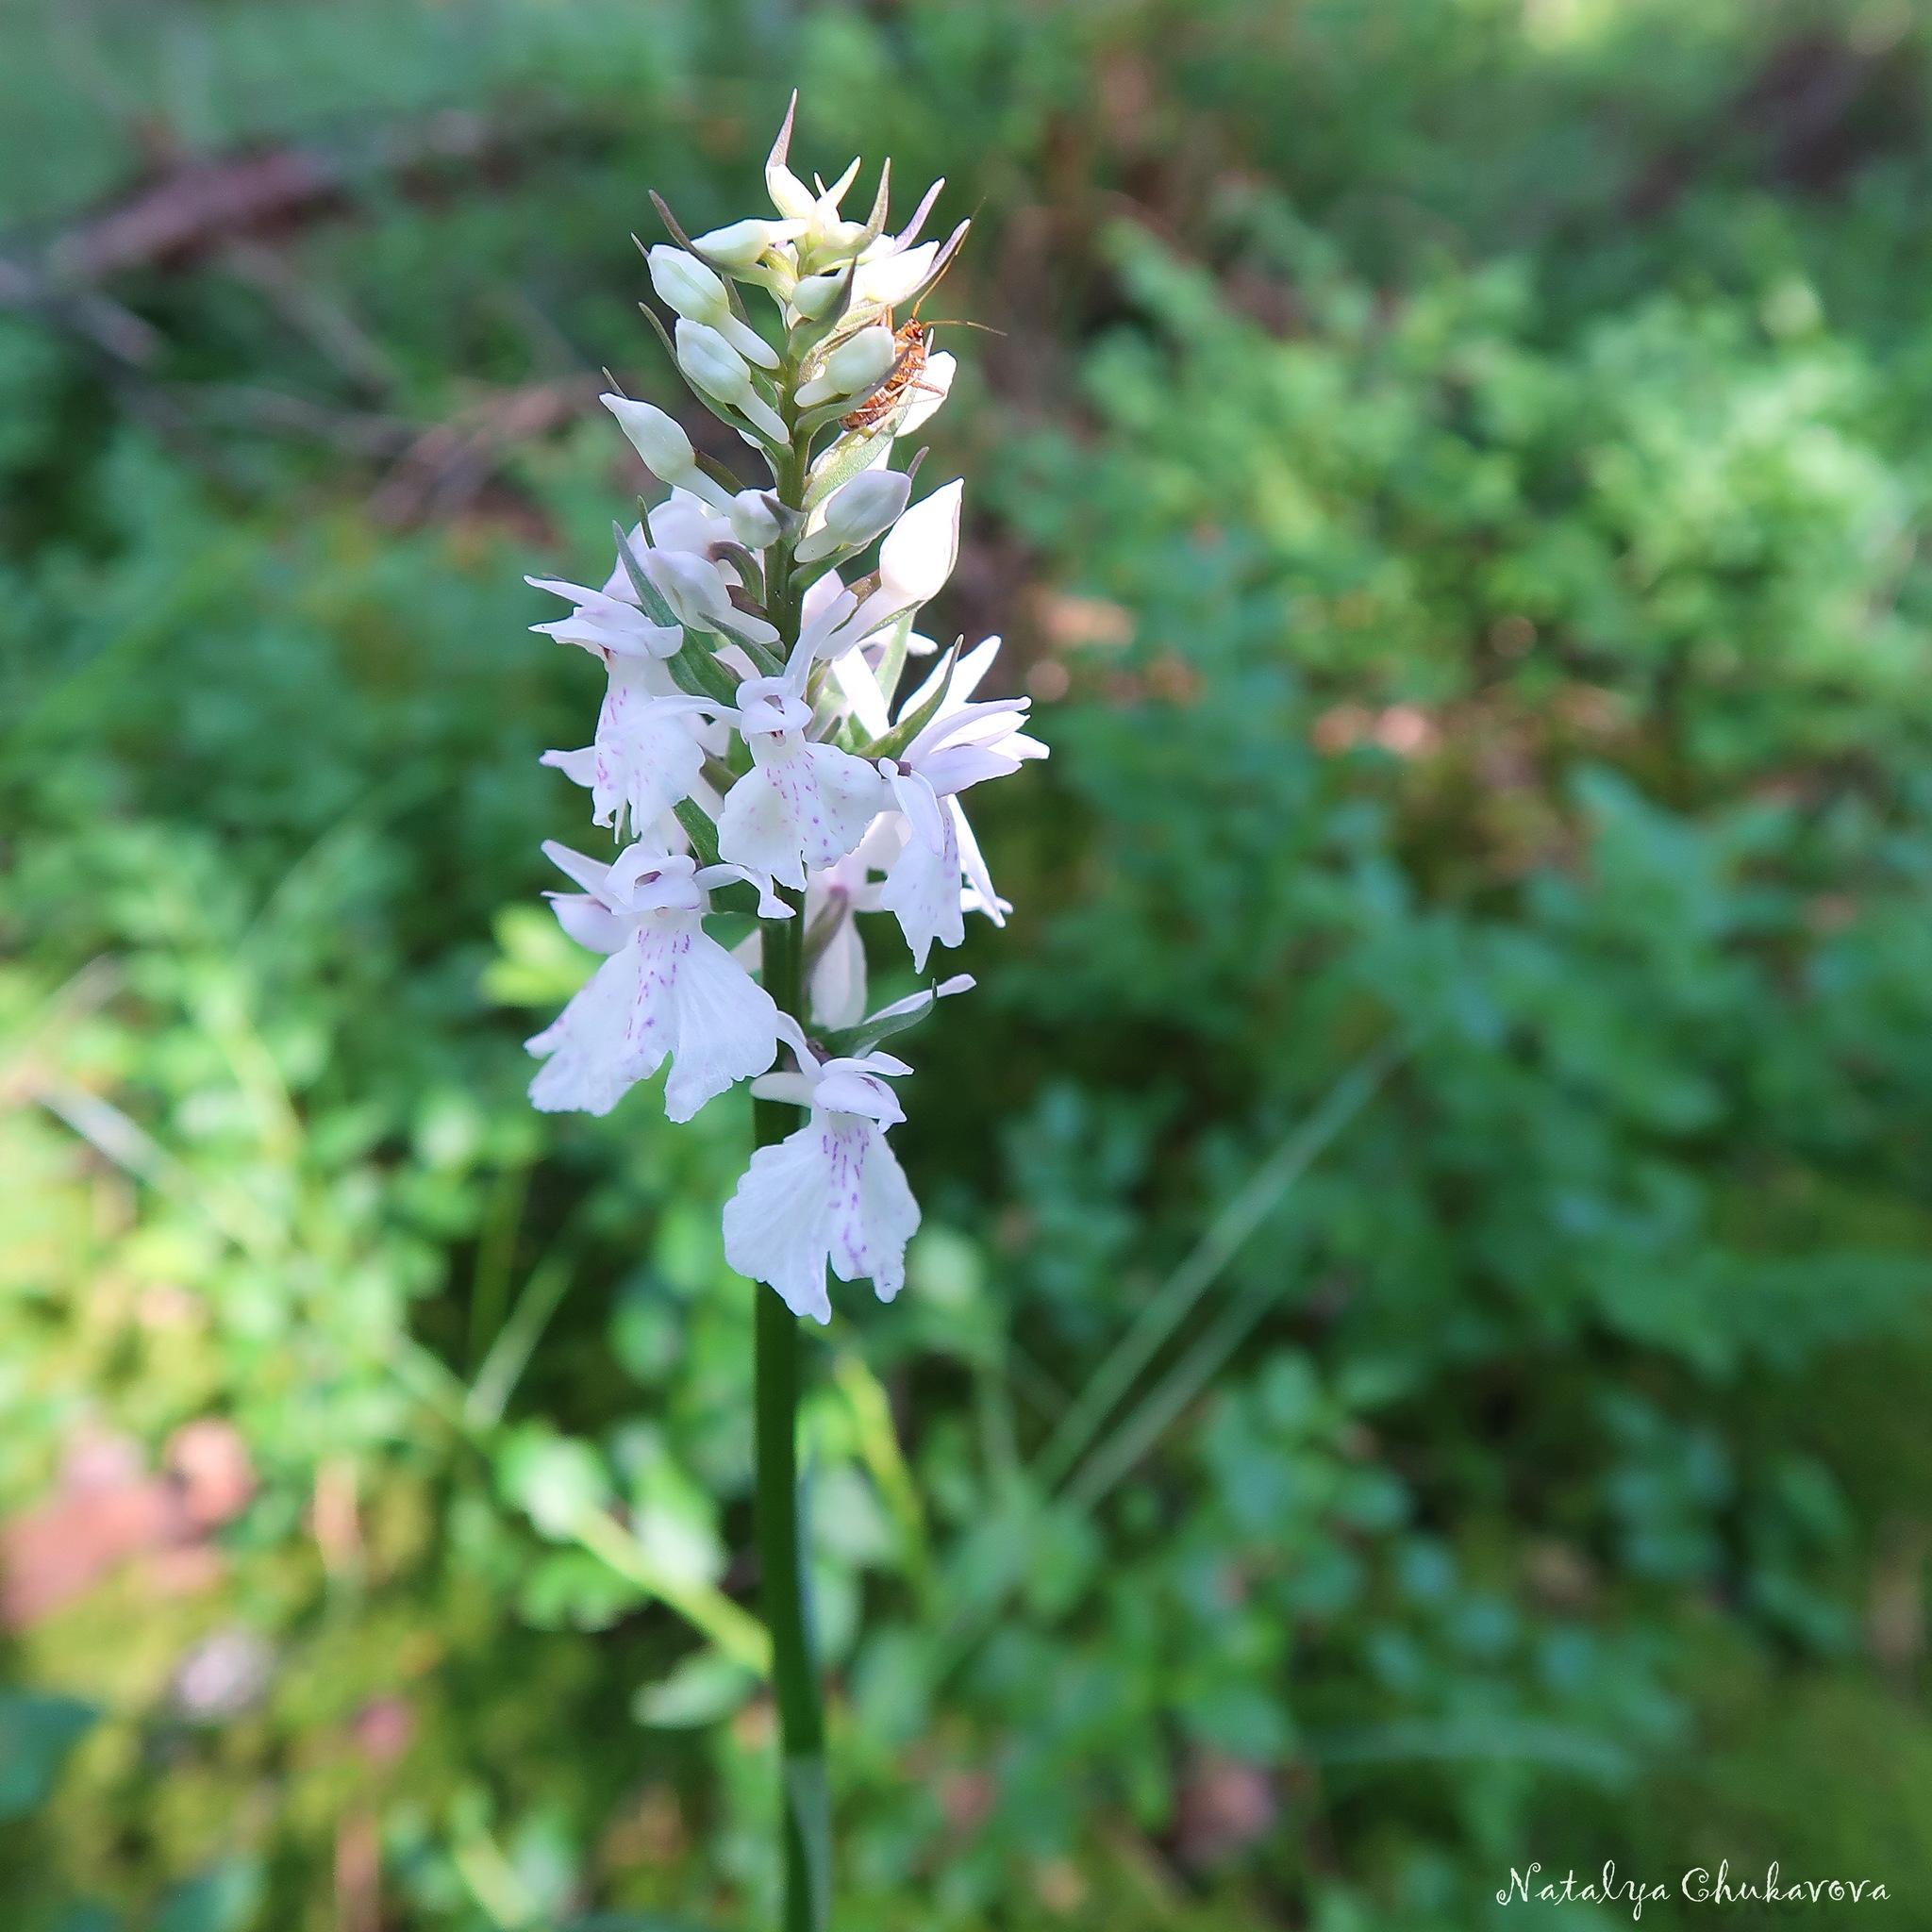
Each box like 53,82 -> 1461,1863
858,642 -> 956,762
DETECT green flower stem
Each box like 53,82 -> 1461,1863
751,383 -> 827,1932
754,888 -> 824,1932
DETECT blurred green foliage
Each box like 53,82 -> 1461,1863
7,1 -> 1932,1926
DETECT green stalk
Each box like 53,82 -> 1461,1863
752,888 -> 824,1932
751,368 -> 827,1932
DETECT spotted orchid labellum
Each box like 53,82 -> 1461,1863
522,101 -> 1044,1323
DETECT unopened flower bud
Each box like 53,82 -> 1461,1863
692,217 -> 791,270
651,245 -> 727,320
675,319 -> 789,443
601,393 -> 736,511
794,469 -> 912,563
794,325 -> 898,409
767,158 -> 819,223
791,272 -> 846,321
878,479 -> 961,606
730,490 -> 784,551
650,246 -> 778,369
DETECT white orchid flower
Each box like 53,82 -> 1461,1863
525,574 -> 681,660
646,489 -> 738,562
526,843 -> 786,1123
834,478 -> 962,642
788,271 -> 847,322
761,101 -> 874,265
715,678 -> 886,890
541,663 -> 721,841
729,490 -> 785,552
587,526 -> 758,744
874,637 -> 1047,967
723,1036 -> 919,1323
637,541 -> 781,651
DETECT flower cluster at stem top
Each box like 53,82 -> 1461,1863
522,101 -> 1046,1324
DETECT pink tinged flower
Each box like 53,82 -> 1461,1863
541,660 -> 714,841
723,1050 -> 920,1324
525,843 -> 782,1124
715,679 -> 886,891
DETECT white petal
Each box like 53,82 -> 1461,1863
541,744 -> 599,788
832,647 -> 891,739
895,351 -> 955,438
525,942 -> 653,1116
546,892 -> 629,956
853,241 -> 938,310
829,1119 -> 920,1301
716,764 -> 809,891
942,635 -> 1003,709
663,928 -> 781,1122
809,913 -> 869,1030
723,1129 -> 837,1322
541,840 -> 615,897
593,663 -> 708,837
648,490 -> 738,558
919,742 -> 1024,796
884,764 -> 947,854
878,479 -> 961,606
800,743 -> 887,867
878,804 -> 962,971
952,796 -> 1008,927
814,1070 -> 905,1124
801,568 -> 847,626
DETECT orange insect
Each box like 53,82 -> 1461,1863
839,314 -> 944,434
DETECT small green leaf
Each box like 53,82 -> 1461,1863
632,1649 -> 758,1729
